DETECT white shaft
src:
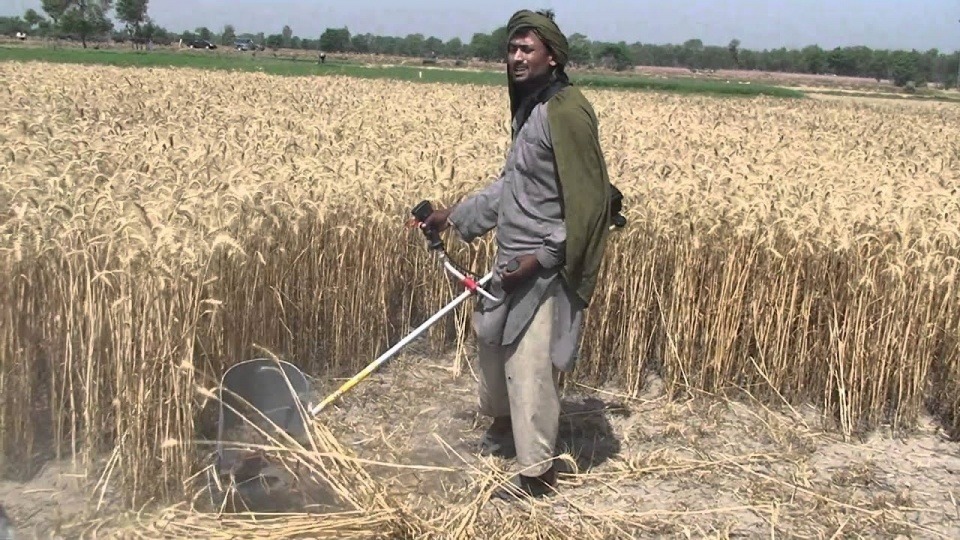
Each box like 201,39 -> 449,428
309,271 -> 494,416
442,259 -> 500,303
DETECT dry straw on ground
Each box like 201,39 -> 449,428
0,62 -> 959,536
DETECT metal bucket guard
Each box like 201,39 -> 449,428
215,358 -> 311,477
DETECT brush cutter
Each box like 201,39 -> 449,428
208,189 -> 627,502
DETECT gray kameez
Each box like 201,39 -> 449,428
449,99 -> 586,372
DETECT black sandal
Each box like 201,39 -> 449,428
491,465 -> 558,501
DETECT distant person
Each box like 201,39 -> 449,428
418,9 -> 612,500
318,52 -> 326,64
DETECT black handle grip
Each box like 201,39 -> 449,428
412,200 -> 433,222
411,200 -> 444,251
609,184 -> 627,228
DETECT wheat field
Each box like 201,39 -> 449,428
1,61 -> 959,533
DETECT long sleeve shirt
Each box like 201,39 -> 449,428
448,99 -> 585,372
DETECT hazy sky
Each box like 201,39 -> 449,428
5,0 -> 959,51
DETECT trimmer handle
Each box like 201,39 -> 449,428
411,200 -> 444,251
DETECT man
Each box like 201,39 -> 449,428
420,9 -> 611,500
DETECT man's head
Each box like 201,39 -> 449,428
507,29 -> 557,88
505,10 -> 570,90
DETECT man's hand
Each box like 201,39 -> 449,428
408,206 -> 453,233
501,254 -> 542,294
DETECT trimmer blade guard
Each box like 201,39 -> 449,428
214,358 -> 311,479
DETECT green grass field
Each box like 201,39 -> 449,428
0,45 -> 806,98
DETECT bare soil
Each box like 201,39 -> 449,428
310,343 -> 960,538
3,341 -> 960,538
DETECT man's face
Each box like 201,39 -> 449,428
507,30 -> 556,87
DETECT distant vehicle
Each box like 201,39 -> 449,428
187,39 -> 217,50
234,38 -> 263,51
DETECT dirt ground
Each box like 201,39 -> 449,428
314,342 -> 960,538
3,339 -> 960,538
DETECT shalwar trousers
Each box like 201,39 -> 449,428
477,284 -> 561,478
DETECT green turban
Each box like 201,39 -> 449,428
506,9 -> 569,67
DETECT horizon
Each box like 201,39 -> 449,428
3,0 -> 959,53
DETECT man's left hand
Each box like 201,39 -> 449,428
501,254 -> 542,294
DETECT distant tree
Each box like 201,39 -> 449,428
40,0 -> 68,26
443,37 -> 463,58
115,0 -> 147,37
0,16 -> 30,35
867,50 -> 889,81
265,33 -> 282,50
468,25 -> 510,61
890,50 -> 920,86
800,45 -> 826,73
598,42 -> 632,71
728,38 -> 740,67
195,26 -> 211,41
826,47 -> 857,75
401,33 -> 424,56
23,8 -> 45,29
568,32 -> 592,65
319,27 -> 350,52
468,32 -> 492,59
140,20 -> 168,43
220,24 -> 235,45
350,33 -> 370,53
424,35 -> 443,56
680,38 -> 704,69
281,24 -> 292,47
48,1 -> 114,47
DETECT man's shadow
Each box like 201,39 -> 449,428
556,396 -> 626,473
469,396 -> 625,473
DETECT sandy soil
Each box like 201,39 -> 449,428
3,340 -> 960,538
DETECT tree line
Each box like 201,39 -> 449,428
2,2 -> 957,87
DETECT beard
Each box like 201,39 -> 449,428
509,65 -> 553,93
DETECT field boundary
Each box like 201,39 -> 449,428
0,45 -> 806,98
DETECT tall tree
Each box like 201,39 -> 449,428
115,0 -> 147,36
728,38 -> 741,68
282,24 -> 292,47
23,8 -> 45,29
40,0 -> 69,26
568,33 -> 592,65
49,1 -> 113,48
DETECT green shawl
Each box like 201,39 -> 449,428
546,86 -> 611,306
506,9 -> 611,306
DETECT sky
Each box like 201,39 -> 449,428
4,0 -> 960,52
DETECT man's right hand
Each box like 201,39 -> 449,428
420,206 -> 453,233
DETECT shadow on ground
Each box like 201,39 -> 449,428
558,397 -> 628,473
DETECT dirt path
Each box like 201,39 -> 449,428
3,343 -> 960,538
